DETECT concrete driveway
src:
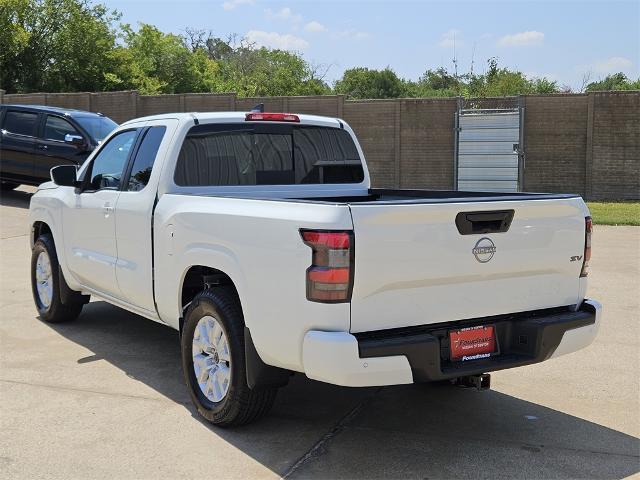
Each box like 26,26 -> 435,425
1,186 -> 638,480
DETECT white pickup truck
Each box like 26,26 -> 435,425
29,110 -> 601,426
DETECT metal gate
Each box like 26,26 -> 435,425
455,105 -> 524,192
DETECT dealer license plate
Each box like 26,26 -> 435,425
449,325 -> 497,361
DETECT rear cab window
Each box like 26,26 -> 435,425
174,123 -> 364,187
3,110 -> 39,137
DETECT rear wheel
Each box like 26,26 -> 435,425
181,288 -> 277,427
31,234 -> 85,323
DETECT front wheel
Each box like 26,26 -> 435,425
31,234 -> 85,323
181,288 -> 277,427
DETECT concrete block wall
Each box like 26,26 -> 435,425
523,94 -> 589,195
590,92 -> 640,200
137,94 -> 183,117
89,91 -> 138,123
184,93 -> 236,112
399,98 -> 457,189
233,95 -> 343,116
343,100 -> 398,188
1,89 -> 638,199
41,92 -> 92,111
3,92 -> 48,105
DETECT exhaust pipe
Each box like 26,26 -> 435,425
451,373 -> 491,391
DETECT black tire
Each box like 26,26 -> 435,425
31,234 -> 85,323
0,181 -> 20,191
181,288 -> 277,427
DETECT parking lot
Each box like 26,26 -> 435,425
1,185 -> 638,479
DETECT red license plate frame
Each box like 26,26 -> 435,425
449,324 -> 498,361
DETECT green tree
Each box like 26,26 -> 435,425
586,73 -> 640,91
0,0 -> 30,92
213,41 -> 329,96
47,1 -> 121,91
334,67 -> 406,99
107,23 -> 219,94
410,67 -> 464,97
466,58 -> 559,97
0,0 -> 120,93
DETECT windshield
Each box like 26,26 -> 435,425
75,116 -> 118,141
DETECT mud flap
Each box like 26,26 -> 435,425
245,327 -> 291,389
58,267 -> 89,305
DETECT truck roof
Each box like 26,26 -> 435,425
121,111 -> 343,129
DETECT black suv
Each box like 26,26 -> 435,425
0,105 -> 118,189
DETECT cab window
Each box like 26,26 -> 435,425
44,115 -> 80,142
86,130 -> 137,191
4,110 -> 38,137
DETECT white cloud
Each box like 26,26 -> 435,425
222,0 -> 254,11
332,29 -> 370,41
590,56 -> 633,73
305,21 -> 328,33
497,31 -> 544,47
245,30 -> 309,50
438,29 -> 462,48
265,7 -> 302,23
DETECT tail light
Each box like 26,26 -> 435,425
245,112 -> 300,122
580,216 -> 592,277
301,230 -> 354,303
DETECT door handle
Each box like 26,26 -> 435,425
39,145 -> 48,150
103,202 -> 114,216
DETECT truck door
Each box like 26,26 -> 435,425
113,120 -> 174,312
63,128 -> 140,296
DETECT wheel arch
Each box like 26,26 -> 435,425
31,220 -> 53,248
179,265 -> 242,318
178,264 -> 290,390
30,202 -> 81,293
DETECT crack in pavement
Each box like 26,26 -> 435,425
1,233 -> 29,240
0,378 -> 189,405
281,387 -> 383,479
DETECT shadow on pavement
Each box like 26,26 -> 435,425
44,301 -> 640,479
0,188 -> 33,209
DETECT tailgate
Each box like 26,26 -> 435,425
348,198 -> 588,333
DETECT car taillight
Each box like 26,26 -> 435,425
581,216 -> 592,277
301,230 -> 353,303
245,112 -> 300,122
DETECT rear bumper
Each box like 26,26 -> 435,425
302,299 -> 601,387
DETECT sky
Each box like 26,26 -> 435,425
101,0 -> 639,90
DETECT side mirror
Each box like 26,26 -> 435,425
51,165 -> 79,187
64,133 -> 86,148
